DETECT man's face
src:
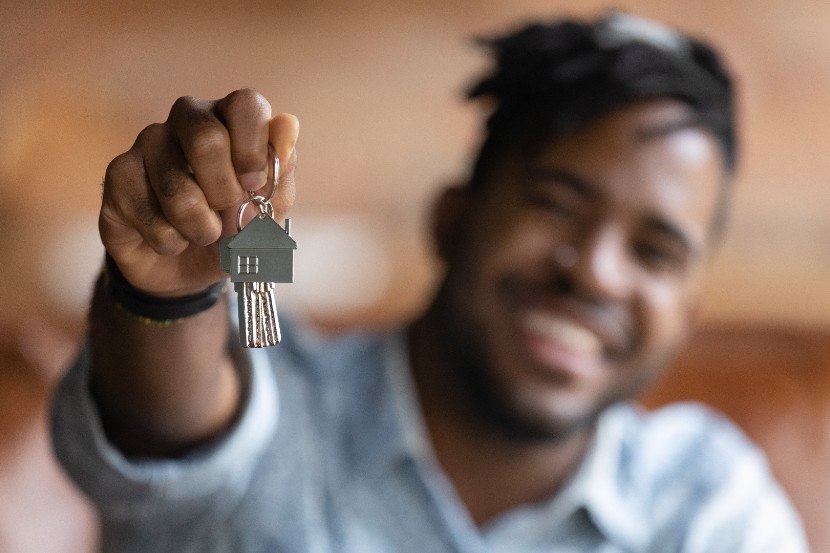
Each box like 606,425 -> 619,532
434,100 -> 726,440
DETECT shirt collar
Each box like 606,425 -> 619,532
566,403 -> 650,550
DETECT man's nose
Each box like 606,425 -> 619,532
558,226 -> 632,301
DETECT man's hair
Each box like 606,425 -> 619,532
466,13 -> 737,190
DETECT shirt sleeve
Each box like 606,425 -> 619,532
50,343 -> 279,529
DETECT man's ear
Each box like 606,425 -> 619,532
431,183 -> 472,262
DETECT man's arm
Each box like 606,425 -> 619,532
88,89 -> 299,458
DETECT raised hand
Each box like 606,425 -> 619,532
99,88 -> 299,297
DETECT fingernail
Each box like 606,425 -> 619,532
238,170 -> 266,191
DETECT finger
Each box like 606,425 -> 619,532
214,88 -> 273,192
268,113 -> 299,220
167,95 -> 245,212
221,113 -> 298,235
270,112 -> 300,164
100,141 -> 189,259
140,123 -> 224,247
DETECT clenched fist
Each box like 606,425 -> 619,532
100,88 -> 299,297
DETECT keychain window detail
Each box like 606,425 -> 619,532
238,255 -> 260,275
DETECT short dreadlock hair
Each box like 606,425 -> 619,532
466,13 -> 737,190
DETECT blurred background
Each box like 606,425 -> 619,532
1,1 -> 828,551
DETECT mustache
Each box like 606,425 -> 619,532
496,274 -> 640,359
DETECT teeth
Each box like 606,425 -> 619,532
521,311 -> 603,355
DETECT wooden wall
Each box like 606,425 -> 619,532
1,0 -> 828,330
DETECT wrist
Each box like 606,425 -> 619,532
103,253 -> 228,326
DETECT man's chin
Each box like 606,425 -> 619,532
473,382 -> 604,443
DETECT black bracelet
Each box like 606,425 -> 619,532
104,254 -> 227,326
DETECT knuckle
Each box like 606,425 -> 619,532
157,167 -> 188,199
187,127 -> 229,162
135,122 -> 166,149
129,191 -> 161,228
164,191 -> 203,223
225,88 -> 271,133
219,89 -> 273,172
105,140 -> 153,195
169,95 -> 201,118
169,96 -> 218,135
104,152 -> 134,189
225,87 -> 269,116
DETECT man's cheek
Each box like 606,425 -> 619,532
644,282 -> 695,355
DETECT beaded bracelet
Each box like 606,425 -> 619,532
103,254 -> 227,327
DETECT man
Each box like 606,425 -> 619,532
52,12 -> 808,552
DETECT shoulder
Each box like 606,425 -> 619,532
606,402 -> 808,550
611,401 -> 767,493
626,401 -> 758,465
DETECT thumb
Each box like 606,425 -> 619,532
269,113 -> 299,221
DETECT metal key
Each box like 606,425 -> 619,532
220,197 -> 296,347
237,280 -> 281,347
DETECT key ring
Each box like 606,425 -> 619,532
248,144 -> 279,202
236,144 -> 279,232
236,195 -> 274,232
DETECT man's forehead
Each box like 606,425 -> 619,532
485,101 -> 721,184
596,101 -> 723,170
636,115 -> 705,142
615,100 -> 697,136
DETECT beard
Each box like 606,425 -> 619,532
429,276 -> 604,444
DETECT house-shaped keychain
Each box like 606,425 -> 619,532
220,215 -> 297,347
220,215 -> 297,283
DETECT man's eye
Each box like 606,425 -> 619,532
633,241 -> 686,272
524,191 -> 576,218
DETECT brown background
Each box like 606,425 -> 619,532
1,1 -> 829,552
2,0 -> 829,328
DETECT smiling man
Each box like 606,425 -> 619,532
411,98 -> 734,528
52,12 -> 808,552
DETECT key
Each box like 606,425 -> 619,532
220,195 -> 297,348
237,281 -> 280,347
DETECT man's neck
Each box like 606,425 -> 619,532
406,313 -> 595,526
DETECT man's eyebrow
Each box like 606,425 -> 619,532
522,167 -> 600,198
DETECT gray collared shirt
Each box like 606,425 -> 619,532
52,318 -> 809,552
